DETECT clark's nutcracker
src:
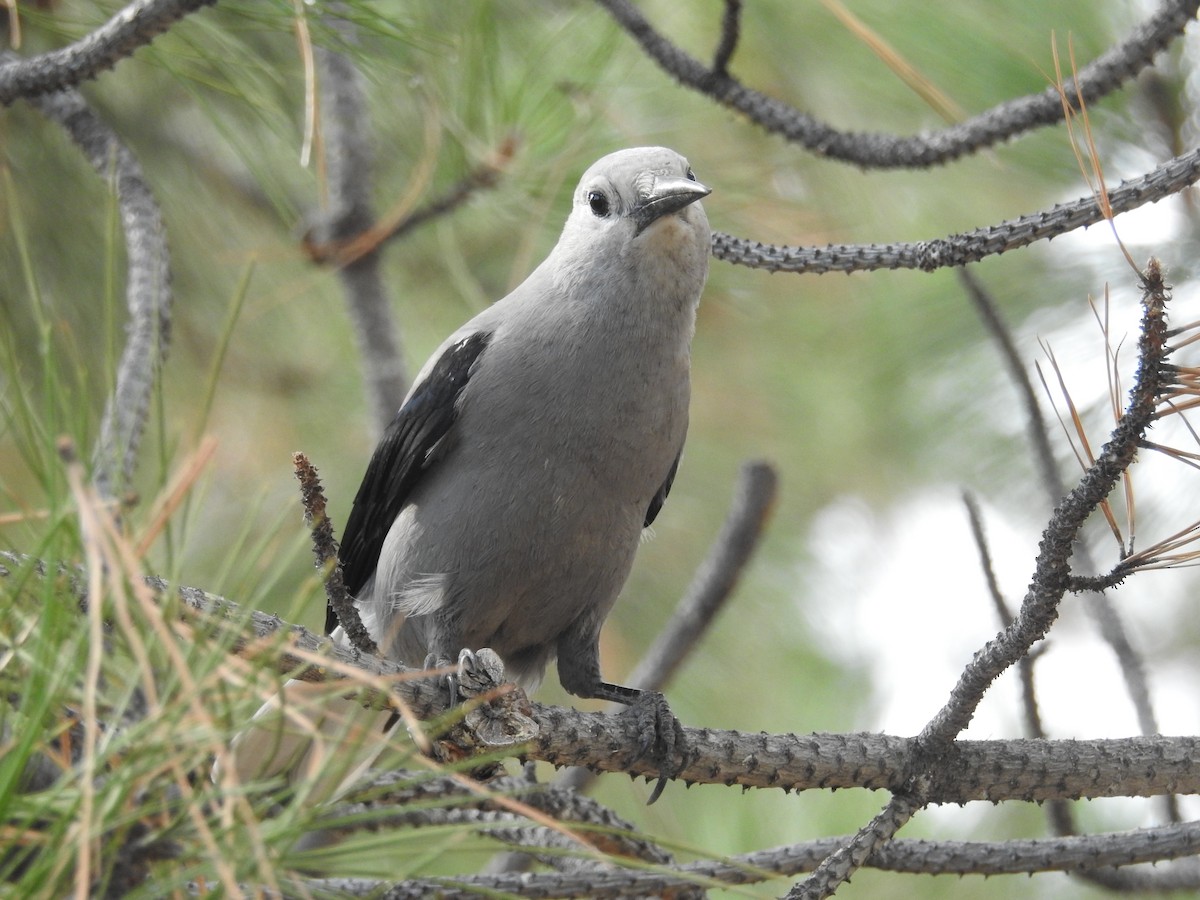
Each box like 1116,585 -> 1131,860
229,147 -> 710,800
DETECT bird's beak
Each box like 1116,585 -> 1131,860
632,175 -> 711,234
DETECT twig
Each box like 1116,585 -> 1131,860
330,773 -> 683,872
962,493 -> 1049,738
784,787 -> 926,900
920,259 -> 1172,746
711,0 -> 742,76
0,0 -> 216,105
302,137 -> 517,266
965,491 -> 1075,839
631,460 -> 777,690
377,144 -> 514,251
964,270 -> 1172,822
25,84 -> 172,504
293,451 -> 377,655
310,8 -> 408,435
595,0 -> 1198,168
300,817 -> 1200,898
712,144 -> 1200,274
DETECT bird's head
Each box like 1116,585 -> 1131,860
553,147 -> 711,302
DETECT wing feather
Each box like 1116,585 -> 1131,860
330,331 -> 492,633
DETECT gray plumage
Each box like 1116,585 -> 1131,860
338,146 -> 710,700
227,148 -> 709,797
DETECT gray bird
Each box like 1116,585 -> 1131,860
229,147 -> 709,799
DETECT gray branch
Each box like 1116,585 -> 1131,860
597,0 -> 1199,168
25,85 -> 171,502
330,772 -> 683,875
920,262 -> 1171,745
712,145 -> 1200,274
785,789 -> 924,900
0,0 -> 216,106
962,273 -> 1163,750
310,11 -> 408,436
303,818 -> 1200,897
4,550 -> 1199,805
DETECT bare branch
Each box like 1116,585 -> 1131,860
785,789 -> 924,900
0,0 -> 216,106
330,773 -> 683,872
630,460 -> 777,690
711,0 -> 742,77
302,818 -> 1200,897
965,270 -> 1173,821
920,260 -> 1172,745
310,10 -> 408,435
6,551 -> 1199,804
23,84 -> 171,503
596,0 -> 1198,168
712,145 -> 1200,274
293,452 -> 376,655
374,140 -> 516,255
304,141 -> 516,267
963,493 -> 1051,738
960,269 -> 1063,498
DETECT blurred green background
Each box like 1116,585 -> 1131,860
4,1 -> 1200,896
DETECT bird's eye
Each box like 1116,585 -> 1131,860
587,190 -> 611,218
685,168 -> 697,182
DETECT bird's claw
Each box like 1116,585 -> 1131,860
623,690 -> 686,804
423,652 -> 459,708
456,647 -> 506,698
424,648 -> 508,707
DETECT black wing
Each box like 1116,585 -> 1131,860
643,450 -> 681,529
331,331 -> 492,634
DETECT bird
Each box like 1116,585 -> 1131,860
229,146 -> 710,801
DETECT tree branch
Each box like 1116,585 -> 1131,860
712,145 -> 1200,273
785,787 -> 925,900
23,83 -> 172,503
301,818 -> 1200,897
0,0 -> 216,105
711,0 -> 742,77
330,772 -> 684,873
309,9 -> 408,436
920,260 -> 1172,745
596,0 -> 1199,168
293,451 -> 376,655
5,550 -> 1198,805
961,269 -> 1178,839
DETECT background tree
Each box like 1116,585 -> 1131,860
3,1 -> 1200,897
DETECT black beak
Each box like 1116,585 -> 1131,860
632,175 -> 710,234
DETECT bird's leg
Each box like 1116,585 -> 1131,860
558,634 -> 685,803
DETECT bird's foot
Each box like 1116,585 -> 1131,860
424,649 -> 535,765
591,683 -> 685,804
459,648 -> 537,747
455,647 -> 506,699
424,647 -> 509,707
627,690 -> 686,804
